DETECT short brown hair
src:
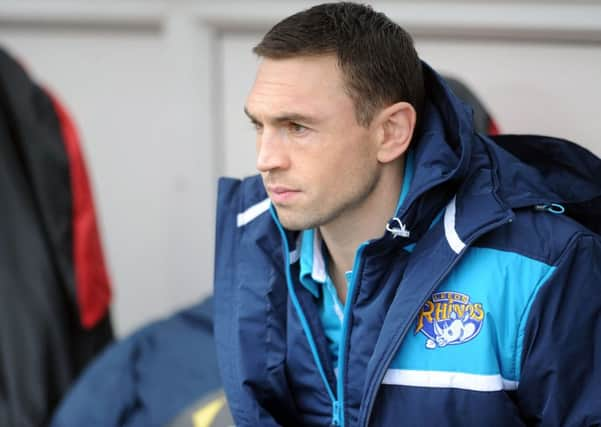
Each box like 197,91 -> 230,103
253,2 -> 424,127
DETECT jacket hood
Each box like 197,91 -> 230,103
389,62 -> 483,245
490,134 -> 601,235
417,62 -> 601,236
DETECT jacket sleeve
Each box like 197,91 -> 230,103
213,177 -> 297,427
517,233 -> 601,426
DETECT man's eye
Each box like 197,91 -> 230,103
250,121 -> 263,132
288,123 -> 308,135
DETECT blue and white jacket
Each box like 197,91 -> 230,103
213,64 -> 601,427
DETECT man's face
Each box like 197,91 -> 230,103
245,55 -> 382,231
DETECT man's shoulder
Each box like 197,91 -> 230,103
216,174 -> 274,233
473,204 -> 598,267
218,175 -> 267,216
469,132 -> 601,264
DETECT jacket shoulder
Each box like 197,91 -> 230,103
474,206 -> 597,266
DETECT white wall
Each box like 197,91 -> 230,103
1,0 -> 600,336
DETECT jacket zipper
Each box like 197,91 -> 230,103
336,243 -> 368,427
361,216 -> 514,426
361,255 -> 464,426
271,208 -> 340,425
332,400 -> 341,426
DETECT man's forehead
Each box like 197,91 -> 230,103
246,55 -> 348,117
253,56 -> 343,93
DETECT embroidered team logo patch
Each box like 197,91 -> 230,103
415,291 -> 484,349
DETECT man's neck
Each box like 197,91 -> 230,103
319,160 -> 404,304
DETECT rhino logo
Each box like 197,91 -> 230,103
415,291 -> 484,349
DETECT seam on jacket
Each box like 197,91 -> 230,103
480,134 -> 512,214
513,264 -> 555,381
473,207 -> 595,267
513,232 -> 589,381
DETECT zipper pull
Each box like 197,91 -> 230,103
386,217 -> 410,238
534,203 -> 565,214
331,400 -> 341,426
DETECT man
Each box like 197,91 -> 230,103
214,3 -> 601,426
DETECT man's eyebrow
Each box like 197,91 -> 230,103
244,107 -> 259,123
244,107 -> 319,125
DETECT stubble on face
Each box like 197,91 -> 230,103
269,159 -> 381,231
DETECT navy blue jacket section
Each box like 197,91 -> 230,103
214,176 -> 299,427
518,235 -> 601,426
214,62 -> 601,426
50,298 -> 221,427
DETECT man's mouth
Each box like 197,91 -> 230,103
267,185 -> 301,204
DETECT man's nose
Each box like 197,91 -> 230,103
256,129 -> 290,172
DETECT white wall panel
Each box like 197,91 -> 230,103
417,40 -> 601,154
221,33 -> 260,178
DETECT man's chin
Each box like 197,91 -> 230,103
273,206 -> 314,231
277,216 -> 308,231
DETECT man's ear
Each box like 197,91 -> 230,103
374,102 -> 416,164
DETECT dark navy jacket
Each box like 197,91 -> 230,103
214,64 -> 601,426
50,298 -> 221,427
